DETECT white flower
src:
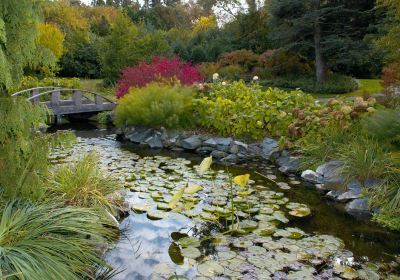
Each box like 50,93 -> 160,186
253,76 -> 259,81
212,73 -> 219,81
221,81 -> 226,86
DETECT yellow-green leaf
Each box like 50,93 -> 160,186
168,187 -> 185,208
234,174 -> 250,187
199,156 -> 212,175
184,184 -> 203,194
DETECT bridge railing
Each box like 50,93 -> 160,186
11,87 -> 62,99
25,88 -> 115,108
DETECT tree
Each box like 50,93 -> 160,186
269,0 -> 379,82
98,14 -> 140,84
0,0 -> 40,93
34,23 -> 65,76
376,0 -> 400,62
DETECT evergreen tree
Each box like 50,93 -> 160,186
269,0 -> 379,82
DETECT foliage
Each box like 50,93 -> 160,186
13,76 -> 81,92
191,16 -> 217,35
115,83 -> 196,129
116,56 -> 203,98
0,0 -> 40,93
0,98 -> 74,201
381,63 -> 400,95
260,74 -> 359,95
361,107 -> 400,148
196,80 -> 318,140
34,23 -> 65,76
256,49 -> 313,78
217,50 -> 259,73
98,14 -> 140,85
50,153 -> 120,212
0,200 -> 115,280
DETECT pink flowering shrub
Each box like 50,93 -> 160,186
116,56 -> 203,98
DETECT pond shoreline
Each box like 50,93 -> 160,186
116,125 -> 377,220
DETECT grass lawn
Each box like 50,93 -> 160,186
310,79 -> 383,99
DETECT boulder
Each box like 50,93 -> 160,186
211,150 -> 228,159
337,191 -> 361,202
203,138 -> 218,148
229,140 -> 248,154
196,146 -> 214,155
316,160 -> 345,189
215,138 -> 233,152
126,127 -> 154,143
247,143 -> 262,158
345,198 -> 369,213
301,170 -> 322,184
181,135 -> 202,150
146,133 -> 163,149
261,138 -> 279,160
221,154 -> 238,164
277,151 -> 300,174
326,190 -> 344,200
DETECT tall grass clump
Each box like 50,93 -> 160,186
0,200 -> 115,280
115,82 -> 196,129
50,153 -> 121,212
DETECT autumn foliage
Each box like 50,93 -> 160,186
116,56 -> 203,98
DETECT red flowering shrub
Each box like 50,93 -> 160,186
116,56 -> 203,98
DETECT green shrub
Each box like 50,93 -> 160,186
115,83 -> 196,129
0,200 -> 115,280
196,80 -> 317,140
260,74 -> 358,94
219,65 -> 246,81
50,153 -> 121,212
13,76 -> 81,92
361,108 -> 400,148
217,49 -> 259,72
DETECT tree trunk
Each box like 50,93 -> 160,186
314,1 -> 326,83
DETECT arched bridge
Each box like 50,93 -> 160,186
12,87 -> 116,116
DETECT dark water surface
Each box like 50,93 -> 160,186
51,122 -> 400,279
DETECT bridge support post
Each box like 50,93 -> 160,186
31,88 -> 40,105
73,90 -> 82,107
95,95 -> 103,105
51,90 -> 60,107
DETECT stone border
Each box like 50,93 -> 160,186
117,126 -> 376,216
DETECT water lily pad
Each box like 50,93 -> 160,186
217,251 -> 237,261
197,260 -> 224,277
178,236 -> 201,248
232,239 -> 253,248
147,210 -> 169,219
181,247 -> 201,259
131,203 -> 151,213
272,211 -> 289,223
248,245 -> 267,255
184,184 -> 203,194
168,275 -> 189,280
289,207 -> 311,218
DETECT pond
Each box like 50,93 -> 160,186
51,123 -> 400,280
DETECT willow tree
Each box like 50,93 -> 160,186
0,0 -> 40,94
377,0 -> 400,62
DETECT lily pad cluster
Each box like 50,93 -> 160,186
54,136 -> 399,280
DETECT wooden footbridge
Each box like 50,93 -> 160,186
12,87 -> 116,116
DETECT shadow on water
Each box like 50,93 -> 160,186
50,122 -> 400,266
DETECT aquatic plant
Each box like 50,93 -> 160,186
0,200 -> 115,280
50,153 -> 121,212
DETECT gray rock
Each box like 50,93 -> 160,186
181,135 -> 202,150
316,160 -> 345,189
347,180 -> 362,193
203,138 -> 218,147
301,170 -> 322,184
261,138 -> 279,160
345,198 -> 369,212
337,191 -> 361,202
146,133 -> 163,149
196,146 -> 214,155
247,143 -> 262,158
221,154 -> 238,164
229,140 -> 248,154
276,152 -> 300,174
326,190 -> 344,200
215,137 -> 233,152
126,127 -> 154,143
364,178 -> 383,189
211,150 -> 228,159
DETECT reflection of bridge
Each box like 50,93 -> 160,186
12,87 -> 116,116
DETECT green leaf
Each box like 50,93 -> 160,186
199,156 -> 212,175
168,187 -> 185,208
184,184 -> 203,194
